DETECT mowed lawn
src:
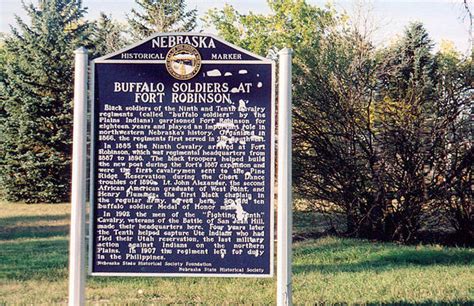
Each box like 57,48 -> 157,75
0,202 -> 473,305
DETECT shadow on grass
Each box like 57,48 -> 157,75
0,214 -> 69,225
0,225 -> 70,240
0,214 -> 70,240
294,239 -> 474,275
0,237 -> 69,281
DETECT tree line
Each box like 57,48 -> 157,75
0,0 -> 197,203
0,0 -> 472,245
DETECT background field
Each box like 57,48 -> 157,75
0,201 -> 473,305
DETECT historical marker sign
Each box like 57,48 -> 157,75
90,33 -> 274,276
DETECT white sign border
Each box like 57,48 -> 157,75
88,48 -> 276,278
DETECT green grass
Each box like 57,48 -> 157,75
0,201 -> 473,304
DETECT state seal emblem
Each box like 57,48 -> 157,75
165,44 -> 202,80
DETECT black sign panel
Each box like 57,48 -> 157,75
90,33 -> 274,276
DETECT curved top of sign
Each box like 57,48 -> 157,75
94,32 -> 272,63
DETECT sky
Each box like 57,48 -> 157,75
0,0 -> 471,54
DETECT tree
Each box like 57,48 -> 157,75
0,0 -> 91,203
372,22 -> 438,242
429,43 -> 473,244
358,23 -> 472,243
208,2 -> 473,244
128,0 -> 197,40
205,0 -> 342,67
91,13 -> 127,57
206,0 -> 385,238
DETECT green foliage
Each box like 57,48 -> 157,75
128,0 -> 197,40
0,0 -> 92,203
378,22 -> 436,100
370,23 -> 437,241
204,0 -> 344,69
91,13 -> 128,57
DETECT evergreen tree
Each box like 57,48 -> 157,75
127,0 -> 197,40
0,0 -> 91,203
373,23 -> 439,242
378,22 -> 436,101
91,13 -> 127,57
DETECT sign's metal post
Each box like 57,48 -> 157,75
69,47 -> 88,306
277,47 -> 293,306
